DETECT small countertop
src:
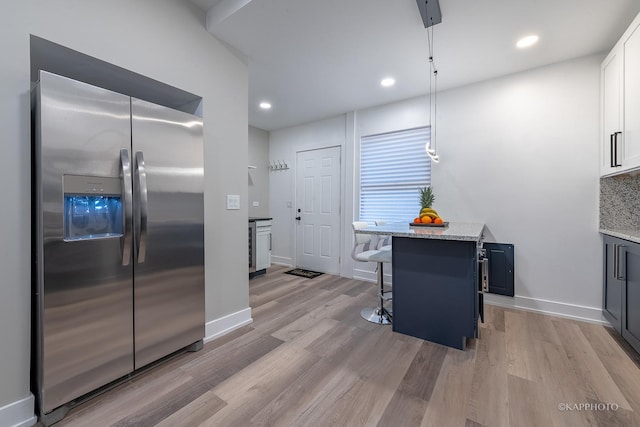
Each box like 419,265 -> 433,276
600,228 -> 640,244
249,217 -> 272,222
355,222 -> 485,242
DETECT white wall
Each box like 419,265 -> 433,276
270,54 -> 603,322
0,0 -> 248,423
432,55 -> 602,320
269,115 -> 347,267
248,126 -> 270,218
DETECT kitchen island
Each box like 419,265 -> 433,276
355,222 -> 485,350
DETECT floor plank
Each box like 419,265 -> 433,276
507,374 -> 554,427
44,267 -> 640,427
377,341 -> 447,426
505,310 -> 542,382
200,346 -> 319,426
553,319 -> 632,411
580,322 -> 640,416
153,391 -> 226,427
466,327 -> 509,427
533,339 -> 599,427
421,347 -> 476,427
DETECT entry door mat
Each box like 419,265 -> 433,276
284,268 -> 324,279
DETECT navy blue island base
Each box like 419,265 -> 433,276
392,236 -> 480,350
354,222 -> 485,350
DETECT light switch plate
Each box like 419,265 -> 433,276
226,195 -> 240,210
252,201 -> 259,207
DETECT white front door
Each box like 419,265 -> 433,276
295,146 -> 341,274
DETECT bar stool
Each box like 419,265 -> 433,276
374,220 -> 393,305
375,220 -> 392,251
352,222 -> 392,325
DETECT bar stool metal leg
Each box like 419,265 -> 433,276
360,261 -> 392,324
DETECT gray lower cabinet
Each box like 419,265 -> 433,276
603,235 -> 623,332
603,235 -> 640,353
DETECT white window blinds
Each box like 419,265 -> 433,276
359,126 -> 431,223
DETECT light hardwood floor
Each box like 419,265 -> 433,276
50,265 -> 640,427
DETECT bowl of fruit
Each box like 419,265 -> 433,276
411,186 -> 448,227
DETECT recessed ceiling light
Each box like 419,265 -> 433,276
259,101 -> 272,110
516,35 -> 539,49
380,77 -> 396,87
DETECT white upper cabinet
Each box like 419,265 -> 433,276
623,22 -> 640,169
601,50 -> 622,175
601,12 -> 640,177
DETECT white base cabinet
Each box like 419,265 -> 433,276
255,220 -> 272,271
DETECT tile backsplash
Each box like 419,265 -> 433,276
600,173 -> 640,230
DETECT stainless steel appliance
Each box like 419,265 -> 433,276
32,71 -> 205,425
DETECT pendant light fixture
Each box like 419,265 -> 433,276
417,0 -> 442,163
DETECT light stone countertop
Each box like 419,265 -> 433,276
599,228 -> 640,244
355,222 -> 485,242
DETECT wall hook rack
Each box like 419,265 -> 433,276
269,160 -> 289,171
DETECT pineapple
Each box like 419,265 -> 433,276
417,186 -> 442,223
419,186 -> 435,209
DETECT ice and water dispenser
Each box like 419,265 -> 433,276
63,175 -> 123,240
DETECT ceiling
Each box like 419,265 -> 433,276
190,0 -> 640,131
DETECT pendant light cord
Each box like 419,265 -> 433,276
425,0 -> 438,156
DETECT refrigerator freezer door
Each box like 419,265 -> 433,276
131,98 -> 205,369
34,71 -> 134,414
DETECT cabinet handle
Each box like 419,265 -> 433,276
618,245 -> 626,280
613,244 -> 620,279
614,132 -> 622,167
610,133 -> 615,168
613,244 -> 618,279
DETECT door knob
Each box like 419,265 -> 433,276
295,216 -> 301,221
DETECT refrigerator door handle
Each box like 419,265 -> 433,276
120,148 -> 133,266
135,151 -> 148,263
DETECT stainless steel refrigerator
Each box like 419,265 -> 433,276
32,71 -> 205,424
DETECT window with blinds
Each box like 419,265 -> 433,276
359,126 -> 431,224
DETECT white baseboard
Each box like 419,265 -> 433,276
270,256 -> 293,267
352,266 -> 605,324
484,294 -> 607,324
0,394 -> 37,427
204,307 -> 253,344
352,268 -> 392,285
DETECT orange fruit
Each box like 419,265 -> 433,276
413,217 -> 421,223
433,217 -> 444,224
421,216 -> 433,223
